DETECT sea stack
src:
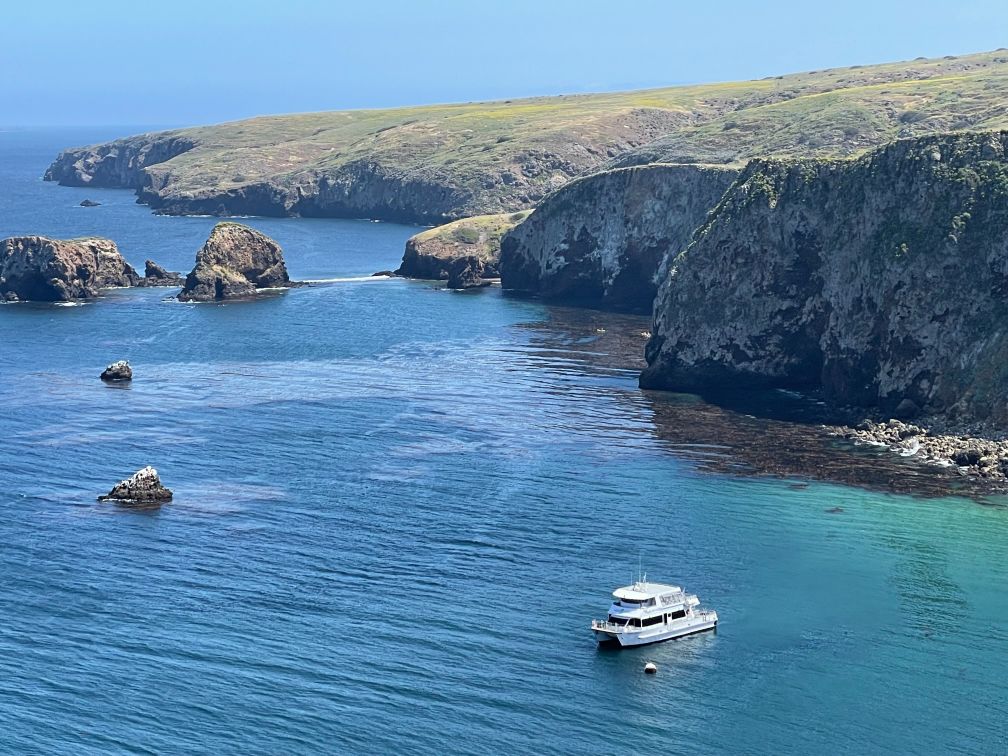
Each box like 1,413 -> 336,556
0,235 -> 139,302
177,222 -> 294,302
98,466 -> 173,504
138,259 -> 184,287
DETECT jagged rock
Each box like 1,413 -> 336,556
177,222 -> 294,302
98,466 -> 173,503
79,199 -> 101,207
394,212 -> 530,288
0,236 -> 139,302
952,448 -> 984,467
643,131 -> 1008,427
100,360 -> 132,382
446,257 -> 492,289
137,259 -> 183,287
500,164 -> 738,312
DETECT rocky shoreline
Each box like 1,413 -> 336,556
828,418 -> 1008,489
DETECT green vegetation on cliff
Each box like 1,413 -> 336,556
45,51 -> 1008,223
642,130 -> 1008,427
396,211 -> 531,288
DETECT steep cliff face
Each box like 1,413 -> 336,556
0,236 -> 139,301
178,222 -> 293,302
642,131 -> 1008,425
44,134 -> 197,189
499,164 -> 738,312
44,106 -> 688,224
395,211 -> 531,288
43,52 -> 1008,223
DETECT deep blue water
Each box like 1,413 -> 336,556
1,129 -> 1006,754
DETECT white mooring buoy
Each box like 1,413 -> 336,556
644,662 -> 658,674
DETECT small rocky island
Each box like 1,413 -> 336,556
0,235 -> 139,301
178,222 -> 297,302
100,360 -> 132,382
394,211 -> 530,289
98,466 -> 173,504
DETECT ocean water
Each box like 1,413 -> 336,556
1,129 -> 1006,754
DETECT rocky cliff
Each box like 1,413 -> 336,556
0,236 -> 139,301
178,222 -> 294,302
499,164 -> 738,312
43,52 -> 1008,223
641,131 -> 1008,426
395,211 -> 531,289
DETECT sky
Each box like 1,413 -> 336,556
3,0 -> 1008,127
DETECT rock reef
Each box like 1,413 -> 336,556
500,164 -> 737,311
395,211 -> 531,289
0,236 -> 139,302
98,466 -> 173,504
178,222 -> 295,302
641,131 -> 1008,427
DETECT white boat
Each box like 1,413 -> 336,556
591,579 -> 717,647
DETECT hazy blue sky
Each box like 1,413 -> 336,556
4,0 -> 1007,127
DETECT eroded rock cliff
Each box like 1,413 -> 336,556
641,131 -> 1008,426
499,164 -> 738,312
0,236 -> 139,301
395,211 -> 531,289
178,222 -> 294,302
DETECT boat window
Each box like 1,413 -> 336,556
641,615 -> 663,627
666,609 -> 687,621
617,597 -> 642,605
607,615 -> 630,625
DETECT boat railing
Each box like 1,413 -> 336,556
593,608 -> 716,633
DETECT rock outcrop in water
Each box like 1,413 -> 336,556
79,199 -> 100,207
178,222 -> 295,302
138,259 -> 184,287
100,360 -> 132,382
641,131 -> 1008,427
98,466 -> 173,504
499,164 -> 738,312
395,211 -> 531,289
0,236 -> 139,302
829,418 -> 1008,484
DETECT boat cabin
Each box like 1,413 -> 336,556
606,582 -> 693,627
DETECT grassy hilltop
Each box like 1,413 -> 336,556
45,51 -> 1008,222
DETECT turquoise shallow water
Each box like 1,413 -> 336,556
1,129 -> 1007,754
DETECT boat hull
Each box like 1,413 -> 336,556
593,616 -> 717,648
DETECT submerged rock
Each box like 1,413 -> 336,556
177,222 -> 295,302
98,466 -> 173,503
79,199 -> 101,207
394,211 -> 530,289
100,360 -> 132,382
138,259 -> 184,287
0,235 -> 139,302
